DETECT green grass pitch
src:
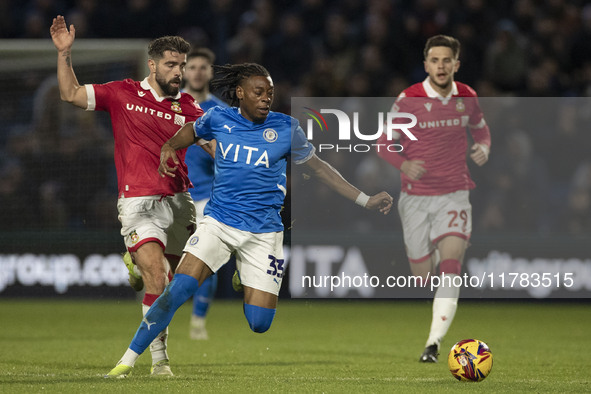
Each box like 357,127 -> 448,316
0,298 -> 589,393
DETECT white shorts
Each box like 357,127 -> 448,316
398,190 -> 472,263
193,198 -> 209,224
117,192 -> 196,257
184,216 -> 285,295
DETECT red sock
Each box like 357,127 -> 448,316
439,259 -> 461,275
143,293 -> 159,307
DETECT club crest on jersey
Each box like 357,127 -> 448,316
189,235 -> 199,246
456,98 -> 465,113
171,101 -> 182,113
130,230 -> 139,244
263,128 -> 278,143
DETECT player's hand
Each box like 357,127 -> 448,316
366,191 -> 394,215
159,143 -> 179,178
470,143 -> 489,166
50,15 -> 75,52
401,160 -> 426,180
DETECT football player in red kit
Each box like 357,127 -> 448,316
377,35 -> 491,363
51,15 -> 204,376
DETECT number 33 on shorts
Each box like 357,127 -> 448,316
266,255 -> 284,279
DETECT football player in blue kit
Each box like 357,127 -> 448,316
106,63 -> 393,377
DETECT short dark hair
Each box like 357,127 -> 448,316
423,35 -> 461,59
211,63 -> 271,106
187,48 -> 216,64
147,36 -> 191,61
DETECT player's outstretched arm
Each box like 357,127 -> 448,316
50,15 -> 87,108
303,154 -> 393,215
159,122 -> 200,178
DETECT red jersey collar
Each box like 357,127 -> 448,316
422,77 -> 458,99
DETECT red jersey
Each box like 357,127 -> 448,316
377,78 -> 491,195
86,78 -> 203,197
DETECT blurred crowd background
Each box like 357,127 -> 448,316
0,0 -> 590,236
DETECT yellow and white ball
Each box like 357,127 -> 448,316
448,339 -> 493,382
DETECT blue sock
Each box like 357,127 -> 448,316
129,274 -> 199,354
243,303 -> 276,333
192,273 -> 218,317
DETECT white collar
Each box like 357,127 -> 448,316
422,77 -> 458,99
140,78 -> 182,102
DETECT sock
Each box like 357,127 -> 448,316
143,293 -> 159,306
143,302 -> 168,364
119,294 -> 159,368
191,314 -> 206,327
141,294 -> 169,363
243,303 -> 276,333
426,272 -> 461,348
192,273 -> 218,318
119,348 -> 141,367
129,274 -> 199,355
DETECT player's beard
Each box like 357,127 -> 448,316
155,73 -> 181,96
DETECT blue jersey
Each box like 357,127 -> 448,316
185,94 -> 229,201
193,106 -> 315,233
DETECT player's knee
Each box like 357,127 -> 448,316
161,274 -> 200,310
243,303 -> 276,333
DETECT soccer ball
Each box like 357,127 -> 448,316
447,339 -> 493,382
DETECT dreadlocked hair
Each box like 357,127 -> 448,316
211,63 -> 270,106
